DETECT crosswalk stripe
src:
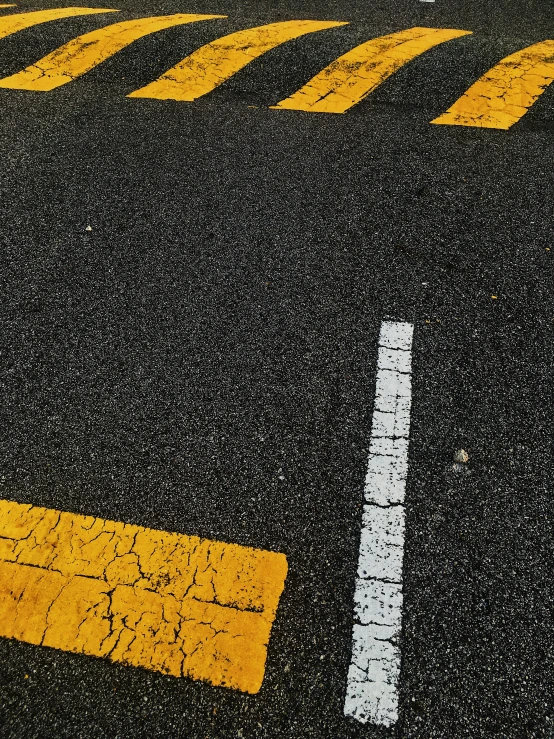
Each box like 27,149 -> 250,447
127,19 -> 348,102
272,27 -> 471,113
0,499 -> 288,693
0,14 -> 225,92
0,7 -> 118,41
431,40 -> 554,129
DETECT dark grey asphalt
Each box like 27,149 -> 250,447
0,1 -> 553,737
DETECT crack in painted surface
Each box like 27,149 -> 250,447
0,499 -> 288,693
432,39 -> 554,129
272,27 -> 471,114
345,321 -> 413,727
128,19 -> 347,102
0,13 -> 224,91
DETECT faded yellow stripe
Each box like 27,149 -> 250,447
0,7 -> 118,40
0,499 -> 288,693
272,27 -> 471,113
0,14 -> 225,91
0,5 -> 17,9
128,19 -> 347,101
432,40 -> 554,129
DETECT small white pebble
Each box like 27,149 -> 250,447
454,449 -> 469,463
85,225 -> 93,232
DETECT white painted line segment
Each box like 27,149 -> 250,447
344,320 -> 414,727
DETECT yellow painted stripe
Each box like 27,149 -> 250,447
432,40 -> 554,129
272,27 -> 471,113
0,14 -> 225,92
128,19 -> 347,101
0,5 -> 17,8
0,499 -> 287,693
0,7 -> 118,41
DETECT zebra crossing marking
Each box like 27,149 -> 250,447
128,19 -> 347,102
0,14 -> 224,91
432,40 -> 554,129
0,7 -> 551,129
272,27 -> 471,114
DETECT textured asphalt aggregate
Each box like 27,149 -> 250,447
0,0 -> 553,736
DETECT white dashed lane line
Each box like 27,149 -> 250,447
344,320 -> 414,727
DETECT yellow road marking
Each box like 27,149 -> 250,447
272,27 -> 471,113
128,19 -> 347,102
0,14 -> 225,91
0,5 -> 17,8
0,499 -> 287,693
0,7 -> 118,41
431,40 -> 554,129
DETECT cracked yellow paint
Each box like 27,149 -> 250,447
272,27 -> 471,114
0,7 -> 118,41
0,499 -> 288,693
432,40 -> 554,129
0,14 -> 225,92
128,19 -> 347,102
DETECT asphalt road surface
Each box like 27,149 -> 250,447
0,0 -> 553,737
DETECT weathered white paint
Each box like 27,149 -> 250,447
344,320 -> 413,726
